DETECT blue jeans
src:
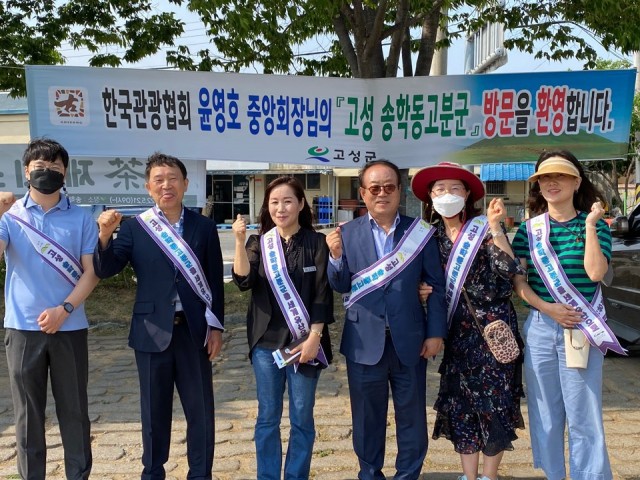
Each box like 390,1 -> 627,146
252,346 -> 320,480
523,310 -> 612,480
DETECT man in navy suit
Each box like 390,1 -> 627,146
94,153 -> 224,480
326,160 -> 447,480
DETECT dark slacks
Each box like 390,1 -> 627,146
4,328 -> 91,480
346,334 -> 428,480
135,320 -> 215,480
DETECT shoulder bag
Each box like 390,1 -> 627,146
462,289 -> 520,364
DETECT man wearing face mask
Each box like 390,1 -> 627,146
0,138 -> 100,479
325,159 -> 447,480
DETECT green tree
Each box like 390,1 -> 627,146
4,0 -> 640,96
180,0 -> 640,78
582,58 -> 639,211
0,0 -> 184,96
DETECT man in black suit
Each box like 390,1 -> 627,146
94,153 -> 224,480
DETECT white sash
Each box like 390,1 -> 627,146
444,216 -> 490,327
137,207 -> 223,333
527,213 -> 626,355
6,201 -> 83,287
261,227 -> 328,369
343,218 -> 435,308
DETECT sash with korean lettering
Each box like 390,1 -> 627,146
137,207 -> 223,333
527,213 -> 626,355
261,227 -> 328,370
343,218 -> 435,308
445,216 -> 490,327
6,201 -> 82,287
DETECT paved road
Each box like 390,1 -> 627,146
0,317 -> 638,479
0,230 -> 638,479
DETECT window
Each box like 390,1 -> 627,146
305,174 -> 321,190
485,181 -> 506,195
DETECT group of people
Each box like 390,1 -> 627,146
1,139 -> 224,480
0,137 -> 617,480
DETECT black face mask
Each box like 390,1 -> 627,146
28,169 -> 65,195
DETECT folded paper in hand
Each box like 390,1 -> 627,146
272,335 -> 308,369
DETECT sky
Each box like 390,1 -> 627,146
57,4 -> 636,77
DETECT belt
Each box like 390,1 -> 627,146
174,311 -> 186,325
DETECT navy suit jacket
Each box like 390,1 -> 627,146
328,214 -> 447,366
93,208 -> 224,352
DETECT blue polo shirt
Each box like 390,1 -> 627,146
0,193 -> 98,331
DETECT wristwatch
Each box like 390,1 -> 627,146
62,302 -> 75,314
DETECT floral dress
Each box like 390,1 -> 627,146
432,221 -> 525,455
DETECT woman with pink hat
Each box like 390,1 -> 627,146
512,150 -> 618,480
412,162 -> 525,480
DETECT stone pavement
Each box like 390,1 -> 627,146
0,315 -> 639,480
1,230 -> 639,479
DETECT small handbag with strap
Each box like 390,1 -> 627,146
462,289 -> 520,364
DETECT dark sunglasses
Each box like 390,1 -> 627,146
363,184 -> 397,195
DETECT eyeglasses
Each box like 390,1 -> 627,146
362,184 -> 398,195
431,185 -> 466,196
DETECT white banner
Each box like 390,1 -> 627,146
0,144 -> 205,207
25,66 -> 635,168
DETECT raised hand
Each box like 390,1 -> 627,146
0,192 -> 16,216
97,210 -> 122,246
325,226 -> 343,260
585,201 -> 605,227
232,213 -> 247,244
487,197 -> 506,227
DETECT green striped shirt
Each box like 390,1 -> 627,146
512,212 -> 611,303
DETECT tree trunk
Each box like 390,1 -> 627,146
415,10 -> 440,76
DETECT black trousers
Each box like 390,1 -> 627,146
4,328 -> 91,480
135,320 -> 215,480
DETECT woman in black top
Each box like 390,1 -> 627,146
232,176 -> 333,480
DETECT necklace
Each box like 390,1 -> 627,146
282,229 -> 299,255
549,214 -> 584,243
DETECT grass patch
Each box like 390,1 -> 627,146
0,257 -> 529,327
0,258 -> 251,323
87,277 -> 252,324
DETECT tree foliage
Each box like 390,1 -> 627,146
181,0 -> 640,78
582,58 -> 639,210
0,0 -> 184,96
3,0 -> 640,96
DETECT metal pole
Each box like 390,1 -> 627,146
635,51 -> 640,92
249,175 -> 255,224
430,9 -> 448,76
634,53 -> 640,210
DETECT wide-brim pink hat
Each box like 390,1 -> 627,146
411,162 -> 485,203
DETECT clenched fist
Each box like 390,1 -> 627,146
232,213 -> 247,244
326,226 -> 343,260
0,192 -> 16,216
586,201 -> 605,227
97,210 -> 122,246
487,197 -> 506,227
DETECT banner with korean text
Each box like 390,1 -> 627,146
26,66 -> 635,168
0,144 -> 205,207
